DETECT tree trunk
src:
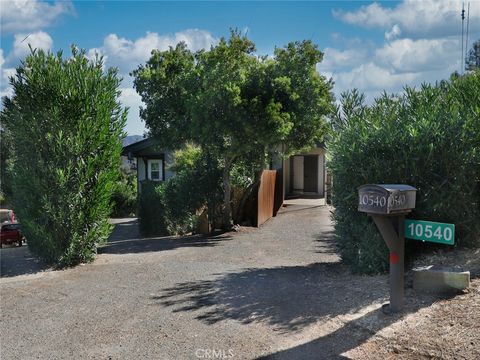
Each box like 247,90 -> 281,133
234,150 -> 266,225
234,177 -> 260,224
222,158 -> 233,230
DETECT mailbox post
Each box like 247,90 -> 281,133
358,184 -> 417,313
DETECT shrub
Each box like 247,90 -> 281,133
138,146 -> 223,236
111,168 -> 137,217
0,47 -> 126,266
329,71 -> 480,274
138,181 -> 169,236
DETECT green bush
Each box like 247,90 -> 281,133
111,168 -> 137,217
0,47 -> 126,266
329,71 -> 480,274
138,181 -> 169,236
138,179 -> 199,237
138,146 -> 222,236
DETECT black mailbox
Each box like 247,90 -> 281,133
358,184 -> 417,215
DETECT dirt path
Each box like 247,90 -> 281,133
1,205 -> 478,359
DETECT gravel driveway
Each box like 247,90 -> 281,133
1,205 -> 404,359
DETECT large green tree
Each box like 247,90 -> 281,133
0,47 -> 127,265
132,31 -> 333,228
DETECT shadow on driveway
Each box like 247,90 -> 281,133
314,230 -> 338,256
256,306 -> 397,359
0,245 -> 50,278
2,218 -> 230,277
154,261 -> 454,358
153,262 -> 388,333
99,218 -> 231,255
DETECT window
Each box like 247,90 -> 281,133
148,159 -> 163,181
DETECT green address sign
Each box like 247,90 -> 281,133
405,219 -> 455,245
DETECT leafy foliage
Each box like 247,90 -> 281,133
111,167 -> 137,217
132,30 -> 334,227
138,146 -> 222,236
466,39 -> 480,71
329,71 -> 480,274
138,181 -> 169,236
0,47 -> 127,266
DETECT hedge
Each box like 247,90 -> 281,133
138,146 -> 223,236
329,71 -> 480,274
0,47 -> 126,266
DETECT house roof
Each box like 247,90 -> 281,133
122,137 -> 326,157
121,137 -> 163,156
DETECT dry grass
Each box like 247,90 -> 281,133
347,247 -> 480,360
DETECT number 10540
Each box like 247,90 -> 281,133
405,219 -> 454,245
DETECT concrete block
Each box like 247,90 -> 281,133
412,266 -> 470,293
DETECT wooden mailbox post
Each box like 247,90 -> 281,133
358,184 -> 417,314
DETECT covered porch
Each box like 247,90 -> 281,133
282,147 -> 327,199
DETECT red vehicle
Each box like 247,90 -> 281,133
0,222 -> 24,248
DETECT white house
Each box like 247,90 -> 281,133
271,143 -> 327,200
121,137 -> 175,194
123,138 -> 327,202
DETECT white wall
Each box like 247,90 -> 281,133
283,158 -> 290,196
284,148 -> 326,197
293,156 -> 304,191
317,154 -> 325,196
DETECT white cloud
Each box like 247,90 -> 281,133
0,49 -> 4,69
7,31 -> 53,62
385,24 -> 402,41
86,48 -> 106,62
325,2 -> 477,103
376,38 -> 459,73
335,62 -> 417,93
0,86 -> 14,100
322,34 -> 462,104
317,47 -> 371,72
0,49 -> 16,95
1,67 -> 15,85
1,31 -> 54,106
98,29 -> 218,73
0,0 -> 74,33
119,87 -> 145,136
0,49 -> 14,102
334,2 -> 390,28
90,29 -> 218,134
333,0 -> 480,38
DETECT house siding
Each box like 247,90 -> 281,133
317,153 -> 325,196
283,146 -> 326,197
138,158 -> 146,181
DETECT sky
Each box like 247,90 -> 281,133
1,0 -> 479,135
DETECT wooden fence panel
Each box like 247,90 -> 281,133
257,170 -> 277,226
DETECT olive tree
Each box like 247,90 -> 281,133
133,31 -> 334,228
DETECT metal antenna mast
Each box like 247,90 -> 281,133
465,2 -> 470,71
461,2 -> 465,74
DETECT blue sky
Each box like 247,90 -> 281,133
1,1 -> 479,135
